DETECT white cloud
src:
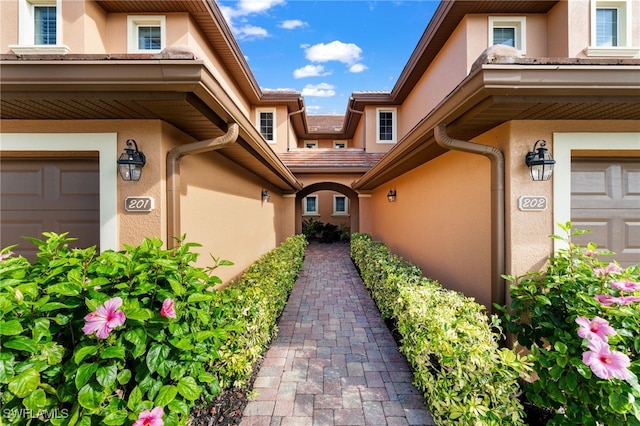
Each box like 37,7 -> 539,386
349,63 -> 368,73
280,19 -> 308,30
304,40 -> 362,65
236,0 -> 286,16
301,83 -> 336,97
293,65 -> 331,79
236,24 -> 269,40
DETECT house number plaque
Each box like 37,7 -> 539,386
125,196 -> 155,212
518,196 -> 547,211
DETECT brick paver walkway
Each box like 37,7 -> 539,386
240,242 -> 435,426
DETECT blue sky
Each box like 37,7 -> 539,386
217,0 -> 439,115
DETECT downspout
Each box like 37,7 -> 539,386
287,106 -> 305,151
348,104 -> 365,151
434,124 -> 505,311
166,123 -> 239,247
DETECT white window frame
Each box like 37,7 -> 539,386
586,0 -> 638,56
11,0 -> 69,55
376,107 -> 397,144
333,195 -> 349,215
334,140 -> 347,148
127,15 -> 166,53
256,108 -> 276,144
303,195 -> 319,216
488,16 -> 526,54
305,140 -> 318,148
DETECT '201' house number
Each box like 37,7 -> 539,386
125,196 -> 155,212
518,196 -> 547,211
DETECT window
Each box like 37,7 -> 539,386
333,195 -> 348,215
303,196 -> 318,215
334,140 -> 347,148
256,109 -> 276,143
305,141 -> 318,148
488,17 -> 526,54
11,0 -> 68,54
127,16 -> 166,53
376,108 -> 397,144
588,1 -> 637,56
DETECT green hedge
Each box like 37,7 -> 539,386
0,232 -> 306,425
350,233 -> 529,425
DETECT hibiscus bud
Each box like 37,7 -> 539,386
15,288 -> 24,302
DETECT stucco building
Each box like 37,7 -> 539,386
1,0 -> 639,310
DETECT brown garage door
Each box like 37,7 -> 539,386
1,156 -> 100,261
571,158 -> 640,268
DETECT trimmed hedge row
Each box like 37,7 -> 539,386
350,233 -> 529,425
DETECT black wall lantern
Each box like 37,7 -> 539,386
117,139 -> 146,181
525,140 -> 555,181
387,189 -> 397,202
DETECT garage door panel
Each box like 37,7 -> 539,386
572,159 -> 640,267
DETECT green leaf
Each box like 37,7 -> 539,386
0,319 -> 24,336
117,369 -> 131,385
8,368 -> 39,398
75,362 -> 98,389
102,410 -> 128,425
127,386 -> 143,410
96,365 -> 118,388
168,398 -> 190,416
40,301 -> 81,311
146,343 -> 170,374
74,345 -> 99,364
125,308 -> 153,321
23,388 -> 47,412
554,341 -> 568,354
100,346 -> 126,360
168,278 -> 186,296
78,382 -> 104,410
0,351 -> 15,383
32,318 -> 51,343
46,282 -> 82,296
187,294 -> 215,303
609,392 -> 632,414
177,376 -> 200,401
154,384 -> 178,406
2,336 -> 38,353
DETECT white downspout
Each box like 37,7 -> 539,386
166,123 -> 239,247
434,124 -> 506,311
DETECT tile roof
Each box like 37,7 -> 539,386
278,148 -> 385,172
306,115 -> 345,133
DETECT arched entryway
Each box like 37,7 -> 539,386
294,182 -> 360,237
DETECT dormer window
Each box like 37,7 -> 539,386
128,16 -> 166,53
587,1 -> 638,56
488,16 -> 526,54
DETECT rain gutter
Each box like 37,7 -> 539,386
287,106 -> 305,151
433,124 -> 506,311
166,122 -> 239,247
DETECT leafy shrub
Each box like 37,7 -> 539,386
497,222 -> 640,425
0,232 -> 306,425
350,233 -> 529,425
302,218 -> 322,240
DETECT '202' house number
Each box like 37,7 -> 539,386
125,196 -> 155,213
518,196 -> 547,211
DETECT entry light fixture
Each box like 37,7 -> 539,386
387,189 -> 397,202
117,139 -> 146,181
525,140 -> 555,181
261,189 -> 271,203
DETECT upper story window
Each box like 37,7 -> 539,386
376,108 -> 397,144
333,195 -> 348,215
488,16 -> 526,54
587,1 -> 638,56
128,16 -> 166,53
334,140 -> 347,148
11,0 -> 68,55
256,109 -> 276,144
303,196 -> 318,215
305,141 -> 318,148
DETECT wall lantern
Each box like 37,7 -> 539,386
525,140 -> 555,181
261,189 -> 271,203
117,139 -> 146,181
387,189 -> 397,202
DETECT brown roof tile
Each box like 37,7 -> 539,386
278,148 -> 384,172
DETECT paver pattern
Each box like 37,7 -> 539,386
240,242 -> 435,426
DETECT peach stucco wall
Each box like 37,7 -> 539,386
1,1 -> 19,51
1,119 -> 293,286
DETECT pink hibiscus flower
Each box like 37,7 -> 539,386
582,338 -> 632,380
575,316 -> 615,342
615,295 -> 640,305
160,298 -> 176,318
610,279 -> 640,293
594,262 -> 622,277
133,406 -> 164,426
0,251 -> 13,261
82,297 -> 126,339
595,294 -> 616,306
